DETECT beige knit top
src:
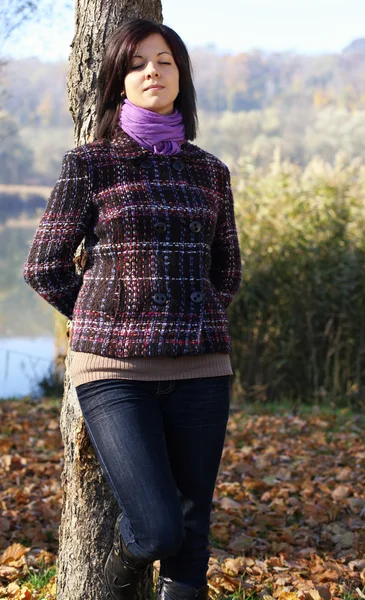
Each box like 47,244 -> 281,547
70,351 -> 233,388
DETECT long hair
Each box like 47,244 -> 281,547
95,19 -> 198,141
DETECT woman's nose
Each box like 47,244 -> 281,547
146,62 -> 160,78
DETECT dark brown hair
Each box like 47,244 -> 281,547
95,18 -> 198,141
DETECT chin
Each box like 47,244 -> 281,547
146,104 -> 170,115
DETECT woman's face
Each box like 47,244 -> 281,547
124,33 -> 179,115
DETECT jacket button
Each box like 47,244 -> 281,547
190,291 -> 204,303
172,159 -> 185,171
153,292 -> 167,305
141,159 -> 153,169
189,220 -> 202,233
154,221 -> 167,234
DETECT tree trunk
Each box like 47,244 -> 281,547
67,0 -> 163,145
57,2 -> 162,599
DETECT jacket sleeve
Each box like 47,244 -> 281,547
23,149 -> 93,319
209,165 -> 242,308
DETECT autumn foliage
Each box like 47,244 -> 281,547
1,397 -> 365,599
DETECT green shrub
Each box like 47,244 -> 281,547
230,152 -> 365,408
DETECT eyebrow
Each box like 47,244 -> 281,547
133,51 -> 173,58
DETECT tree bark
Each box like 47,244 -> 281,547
57,2 -> 162,598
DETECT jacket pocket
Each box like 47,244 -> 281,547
113,280 -> 122,317
207,280 -> 227,314
113,261 -> 124,318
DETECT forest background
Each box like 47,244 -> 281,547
2,39 -> 365,187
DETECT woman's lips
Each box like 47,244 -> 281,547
145,85 -> 164,91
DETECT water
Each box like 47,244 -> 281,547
0,336 -> 55,399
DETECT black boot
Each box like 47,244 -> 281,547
156,576 -> 209,600
104,513 -> 150,600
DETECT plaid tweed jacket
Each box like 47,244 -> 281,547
23,128 -> 242,359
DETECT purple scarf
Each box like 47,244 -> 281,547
118,98 -> 185,156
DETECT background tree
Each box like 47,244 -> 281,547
0,0 -> 37,55
0,0 -> 72,51
57,1 -> 162,599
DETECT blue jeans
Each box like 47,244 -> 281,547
75,376 -> 230,589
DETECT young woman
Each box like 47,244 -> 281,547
23,18 -> 242,600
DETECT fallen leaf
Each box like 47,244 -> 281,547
277,592 -> 298,600
315,586 -> 331,600
333,531 -> 353,548
6,581 -> 20,595
228,533 -> 254,552
331,485 -> 350,501
0,544 -> 29,565
14,588 -> 33,600
0,519 -> 11,533
0,565 -> 19,582
335,467 -> 352,482
220,497 -> 242,511
222,557 -> 247,575
348,559 -> 365,571
303,590 -> 322,600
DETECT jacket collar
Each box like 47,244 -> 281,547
109,127 -> 204,161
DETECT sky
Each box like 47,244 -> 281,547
2,0 -> 365,61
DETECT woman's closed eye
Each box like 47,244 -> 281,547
130,62 -> 171,70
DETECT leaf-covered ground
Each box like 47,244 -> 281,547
0,397 -> 365,599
